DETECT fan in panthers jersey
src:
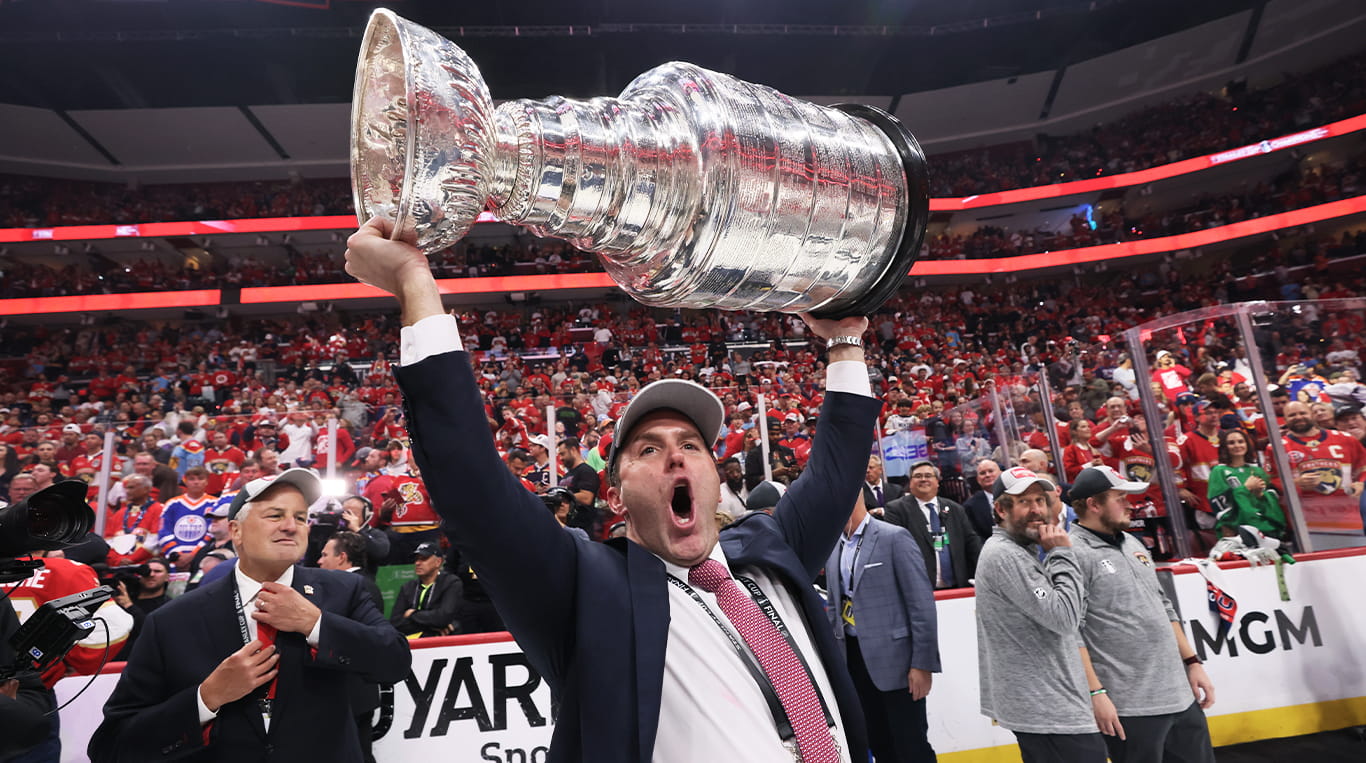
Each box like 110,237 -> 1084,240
1176,399 -> 1227,530
1112,415 -> 1183,516
365,461 -> 442,564
156,466 -> 218,569
201,430 -> 244,496
1268,401 -> 1366,533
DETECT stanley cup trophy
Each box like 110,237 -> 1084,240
351,9 -> 929,317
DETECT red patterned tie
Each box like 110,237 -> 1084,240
255,620 -> 280,703
689,559 -> 839,762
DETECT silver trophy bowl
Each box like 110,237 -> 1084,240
351,9 -> 929,317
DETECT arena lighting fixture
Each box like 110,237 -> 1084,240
318,478 -> 348,497
2,194 -> 1363,316
2,114 -> 1363,245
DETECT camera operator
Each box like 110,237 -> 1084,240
0,601 -> 51,760
2,481 -> 124,760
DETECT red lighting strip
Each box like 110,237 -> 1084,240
909,194 -> 1366,276
928,113 -> 1366,211
0,212 -> 501,244
238,272 -> 616,304
3,195 -> 1363,315
0,290 -> 219,317
2,115 -> 1363,245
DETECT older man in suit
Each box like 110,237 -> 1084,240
89,469 -> 411,763
345,218 -> 883,763
963,458 -> 1001,540
826,490 -> 940,762
884,459 -> 983,589
862,455 -> 902,514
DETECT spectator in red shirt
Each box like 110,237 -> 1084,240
1065,420 -> 1108,482
105,474 -> 164,566
313,418 -> 357,472
55,423 -> 85,464
1151,350 -> 1194,402
203,430 -> 245,495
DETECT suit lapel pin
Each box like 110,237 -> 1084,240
304,585 -> 315,595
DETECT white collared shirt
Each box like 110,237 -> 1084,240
195,565 -> 323,725
653,544 -> 852,763
919,498 -> 945,588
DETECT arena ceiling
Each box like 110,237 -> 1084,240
0,0 -> 1270,110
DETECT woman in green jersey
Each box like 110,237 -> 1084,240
1208,428 -> 1287,540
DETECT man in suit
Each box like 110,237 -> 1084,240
963,458 -> 1001,540
89,468 -> 411,763
862,455 -> 902,514
389,542 -> 463,637
318,530 -> 386,763
344,217 -> 881,762
883,459 -> 983,589
826,490 -> 940,762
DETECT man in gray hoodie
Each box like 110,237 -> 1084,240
975,467 -> 1106,763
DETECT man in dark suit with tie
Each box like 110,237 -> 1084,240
861,455 -> 902,514
89,469 -> 411,763
883,460 -> 983,589
344,218 -> 882,763
317,530 -> 387,763
962,458 -> 1001,540
826,490 -> 940,762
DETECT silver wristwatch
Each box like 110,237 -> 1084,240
825,335 -> 864,350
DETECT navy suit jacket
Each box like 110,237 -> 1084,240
397,350 -> 882,763
824,517 -> 939,692
962,490 -> 996,541
89,566 -> 411,762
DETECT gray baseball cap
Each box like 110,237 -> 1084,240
227,467 -> 322,519
607,379 -> 725,473
1068,465 -> 1149,504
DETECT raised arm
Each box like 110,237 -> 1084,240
771,313 -> 882,578
344,220 -> 578,680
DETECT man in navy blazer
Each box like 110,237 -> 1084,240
826,490 -> 940,762
344,218 -> 883,762
89,469 -> 411,762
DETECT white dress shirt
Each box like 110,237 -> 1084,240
653,545 -> 852,763
918,498 -> 946,588
399,313 -> 872,761
195,565 -> 322,725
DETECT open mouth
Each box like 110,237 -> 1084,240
671,483 -> 695,527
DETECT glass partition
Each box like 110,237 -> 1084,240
1125,298 -> 1366,556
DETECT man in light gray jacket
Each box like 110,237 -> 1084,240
975,468 -> 1106,763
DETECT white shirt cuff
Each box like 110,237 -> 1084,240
196,684 -> 219,725
399,313 -> 463,366
306,615 -> 322,648
826,360 -> 873,398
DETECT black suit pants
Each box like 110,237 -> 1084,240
846,636 -> 935,762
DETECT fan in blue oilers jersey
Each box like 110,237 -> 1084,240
157,466 -> 218,570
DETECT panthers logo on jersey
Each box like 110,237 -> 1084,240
1305,466 -> 1343,494
1126,463 -> 1153,483
396,480 -> 425,518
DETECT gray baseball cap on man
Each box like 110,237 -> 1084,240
606,379 -> 725,474
227,468 -> 323,519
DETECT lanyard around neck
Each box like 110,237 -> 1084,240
666,572 -> 836,744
